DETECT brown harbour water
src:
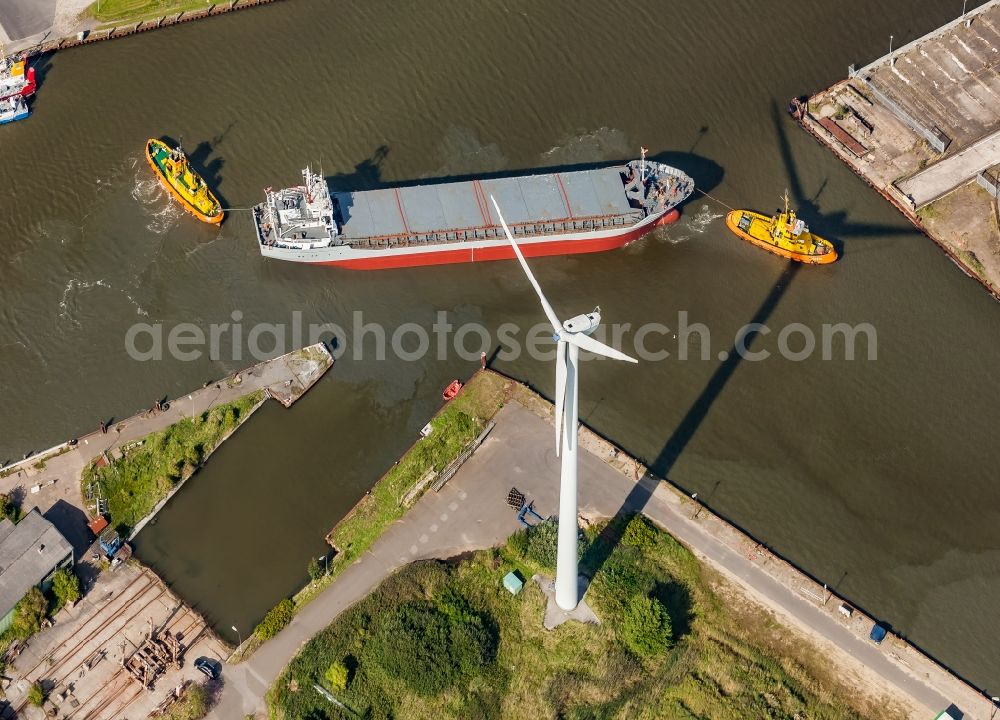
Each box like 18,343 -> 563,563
1,0 -> 999,690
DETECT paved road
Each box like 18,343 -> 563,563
212,401 -> 990,719
899,127 -> 1000,207
0,0 -> 56,41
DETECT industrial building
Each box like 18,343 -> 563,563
0,508 -> 73,634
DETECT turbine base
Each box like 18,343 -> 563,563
532,574 -> 600,630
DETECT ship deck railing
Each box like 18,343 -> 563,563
342,208 -> 649,250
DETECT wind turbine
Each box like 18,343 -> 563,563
490,196 -> 638,611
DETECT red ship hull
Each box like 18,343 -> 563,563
313,208 -> 680,270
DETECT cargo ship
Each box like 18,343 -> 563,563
0,54 -> 36,101
252,152 -> 694,269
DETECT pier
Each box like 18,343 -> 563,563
792,0 -> 1000,296
0,343 -> 333,550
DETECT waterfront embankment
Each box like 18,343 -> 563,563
211,369 -> 998,720
791,0 -> 1000,297
1,0 -> 283,57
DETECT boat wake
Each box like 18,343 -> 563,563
131,172 -> 181,234
684,204 -> 724,234
59,278 -> 149,327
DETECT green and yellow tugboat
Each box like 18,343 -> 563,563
145,138 -> 224,224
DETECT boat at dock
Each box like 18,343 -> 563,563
725,191 -> 837,264
0,96 -> 30,125
145,139 -> 224,224
0,54 -> 36,102
252,150 -> 694,269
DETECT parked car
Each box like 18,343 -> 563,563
194,657 -> 221,679
869,622 -> 888,645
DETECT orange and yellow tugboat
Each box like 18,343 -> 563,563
726,191 -> 836,264
145,138 -> 224,224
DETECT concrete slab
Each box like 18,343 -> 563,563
534,574 -> 600,629
897,128 -> 1000,206
860,1 -> 1000,153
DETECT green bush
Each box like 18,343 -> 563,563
523,519 -> 559,569
619,594 -> 672,657
621,514 -> 659,549
506,528 -> 529,559
324,659 -> 349,692
0,493 -> 19,522
255,598 -> 294,641
27,681 -> 45,706
597,548 -> 654,601
13,587 -> 47,639
368,600 -> 498,697
52,568 -> 81,609
166,680 -> 213,720
307,557 -> 323,583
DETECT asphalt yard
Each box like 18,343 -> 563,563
0,0 -> 56,42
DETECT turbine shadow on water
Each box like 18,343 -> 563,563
771,100 -> 912,257
579,261 -> 800,581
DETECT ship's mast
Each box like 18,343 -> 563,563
640,146 -> 648,184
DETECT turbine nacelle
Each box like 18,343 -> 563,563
561,308 -> 601,337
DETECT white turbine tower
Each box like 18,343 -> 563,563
491,196 -> 638,611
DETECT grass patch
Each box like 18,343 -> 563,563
267,515 -> 901,720
960,249 -> 986,277
87,0 -> 214,24
916,202 -> 940,222
81,392 -> 263,536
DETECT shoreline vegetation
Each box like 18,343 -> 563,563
87,0 -> 215,24
80,390 -> 264,537
231,371 -> 509,661
265,516 -> 904,720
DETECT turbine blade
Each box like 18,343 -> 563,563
565,332 -> 638,363
555,340 -> 566,456
490,195 -> 562,332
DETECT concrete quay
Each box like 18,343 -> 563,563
0,343 -> 333,554
210,372 -> 997,720
0,0 -> 284,58
793,0 -> 1000,296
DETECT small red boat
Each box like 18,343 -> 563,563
442,380 -> 463,401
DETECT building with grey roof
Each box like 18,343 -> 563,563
0,508 -> 73,634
